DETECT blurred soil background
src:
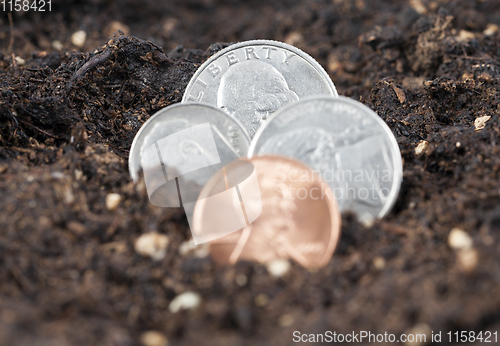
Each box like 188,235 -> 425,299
1,0 -> 500,345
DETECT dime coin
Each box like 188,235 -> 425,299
200,156 -> 341,268
128,103 -> 250,209
248,96 -> 403,224
182,40 -> 338,138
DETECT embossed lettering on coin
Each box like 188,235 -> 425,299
182,40 -> 338,138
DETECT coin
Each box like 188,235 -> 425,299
186,158 -> 262,244
248,96 -> 403,224
182,40 -> 338,138
128,103 -> 250,210
198,156 -> 341,268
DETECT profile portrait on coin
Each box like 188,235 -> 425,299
217,60 -> 299,134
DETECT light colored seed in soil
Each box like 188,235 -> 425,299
415,140 -> 428,155
456,30 -> 475,42
373,256 -> 386,270
106,193 -> 122,211
462,73 -> 474,81
15,56 -> 26,65
266,259 -> 291,277
254,294 -> 269,307
235,274 -> 248,287
52,40 -> 63,51
139,331 -> 169,346
169,291 -> 201,313
284,31 -> 303,46
279,314 -> 295,327
327,54 -> 341,73
448,228 -> 473,250
456,142 -> 461,148
484,23 -> 499,36
107,21 -> 130,36
135,232 -> 169,261
410,0 -> 426,14
474,115 -> 491,131
163,17 -> 179,35
458,248 -> 478,272
71,30 -> 87,47
74,169 -> 83,181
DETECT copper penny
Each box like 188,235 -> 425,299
193,155 -> 341,268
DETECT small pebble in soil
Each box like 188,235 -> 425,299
254,294 -> 269,307
409,0 -> 426,14
15,56 -> 26,65
474,116 -> 491,131
279,314 -> 295,327
52,40 -> 63,51
458,248 -> 479,272
71,30 -> 87,47
235,274 -> 248,286
266,259 -> 291,277
448,228 -> 473,250
415,141 -> 428,155
106,193 -> 122,211
74,169 -> 83,181
373,256 -> 386,270
456,30 -> 475,43
134,232 -> 169,261
484,24 -> 499,36
169,291 -> 202,313
106,21 -> 130,36
284,32 -> 303,46
139,331 -> 169,346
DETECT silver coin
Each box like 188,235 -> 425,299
129,103 -> 250,200
182,40 -> 338,138
248,96 -> 403,224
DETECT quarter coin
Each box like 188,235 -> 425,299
182,40 -> 338,138
203,156 -> 341,268
128,103 -> 250,209
248,96 -> 403,224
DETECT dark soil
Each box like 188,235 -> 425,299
1,1 -> 500,345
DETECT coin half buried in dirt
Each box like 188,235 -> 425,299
248,96 -> 403,225
128,103 -> 250,214
182,40 -> 338,138
196,156 -> 341,268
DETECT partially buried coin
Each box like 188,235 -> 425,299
182,40 -> 338,138
128,103 -> 250,213
197,156 -> 341,268
248,96 -> 403,225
